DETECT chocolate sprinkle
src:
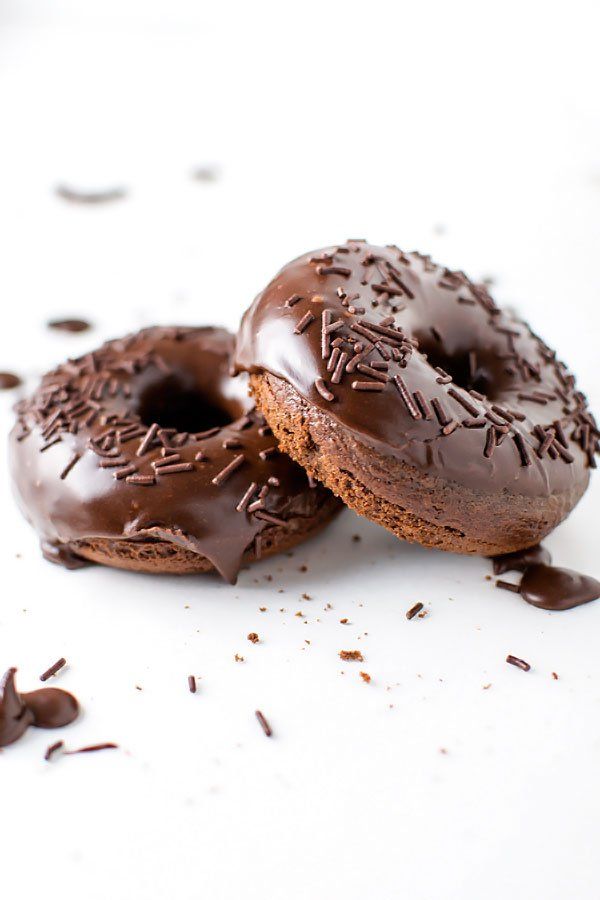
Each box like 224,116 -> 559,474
255,710 -> 272,737
40,657 -> 66,682
48,318 -> 92,333
406,602 -> 424,620
506,655 -> 530,672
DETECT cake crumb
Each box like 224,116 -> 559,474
247,632 -> 260,643
339,650 -> 364,662
359,671 -> 371,683
234,654 -> 245,662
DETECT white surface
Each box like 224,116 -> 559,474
1,2 -> 600,898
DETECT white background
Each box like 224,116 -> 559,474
1,2 -> 600,898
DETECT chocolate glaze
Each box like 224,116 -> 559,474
519,564 -> 600,611
10,327 -> 334,583
0,668 -> 79,748
0,372 -> 22,390
492,544 -> 552,575
235,242 -> 597,499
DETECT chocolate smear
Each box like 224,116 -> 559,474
492,544 -> 551,575
0,668 -> 79,748
0,372 -> 21,390
47,318 -> 92,334
520,564 -> 600,611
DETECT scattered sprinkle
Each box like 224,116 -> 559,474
255,710 -> 272,737
406,602 -> 424,620
40,657 -> 66,682
506,654 -> 530,672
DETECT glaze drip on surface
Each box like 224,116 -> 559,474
0,668 -> 79,748
494,545 -> 600,611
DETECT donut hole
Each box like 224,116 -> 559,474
138,375 -> 240,433
419,340 -> 506,401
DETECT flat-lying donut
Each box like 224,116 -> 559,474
9,326 -> 340,583
234,241 -> 598,556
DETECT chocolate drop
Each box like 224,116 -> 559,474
22,687 -> 79,728
0,669 -> 33,747
520,564 -> 600,611
0,668 -> 79,748
0,372 -> 22,390
492,544 -> 551,575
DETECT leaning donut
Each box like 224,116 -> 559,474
234,241 -> 598,556
10,326 -> 340,583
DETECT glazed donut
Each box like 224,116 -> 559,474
235,241 -> 598,556
10,327 -> 340,583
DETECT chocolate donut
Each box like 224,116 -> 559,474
10,327 -> 340,583
235,242 -> 598,556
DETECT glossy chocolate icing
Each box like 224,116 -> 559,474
520,564 -> 600,611
0,668 -> 79,748
10,327 -> 334,583
235,242 -> 598,498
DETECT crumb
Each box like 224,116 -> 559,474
278,589 -> 284,593
339,650 -> 364,662
191,165 -> 219,182
305,640 -> 311,645
485,575 -> 492,581
264,575 -> 272,582
135,685 -> 142,691
339,618 -> 349,624
439,747 -> 448,755
184,604 -> 190,609
259,606 -> 267,612
417,610 -> 429,618
352,534 -> 361,542
483,683 -> 492,690
299,565 -> 308,572
360,671 -> 371,683
552,672 -> 559,680
247,632 -> 259,643
295,611 -> 304,618
301,593 -> 312,600
234,654 -> 245,662
279,608 -> 286,612
325,602 -> 333,610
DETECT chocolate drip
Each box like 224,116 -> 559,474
492,544 -> 552,575
520,565 -> 600,611
0,668 -> 79,748
41,541 -> 91,570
